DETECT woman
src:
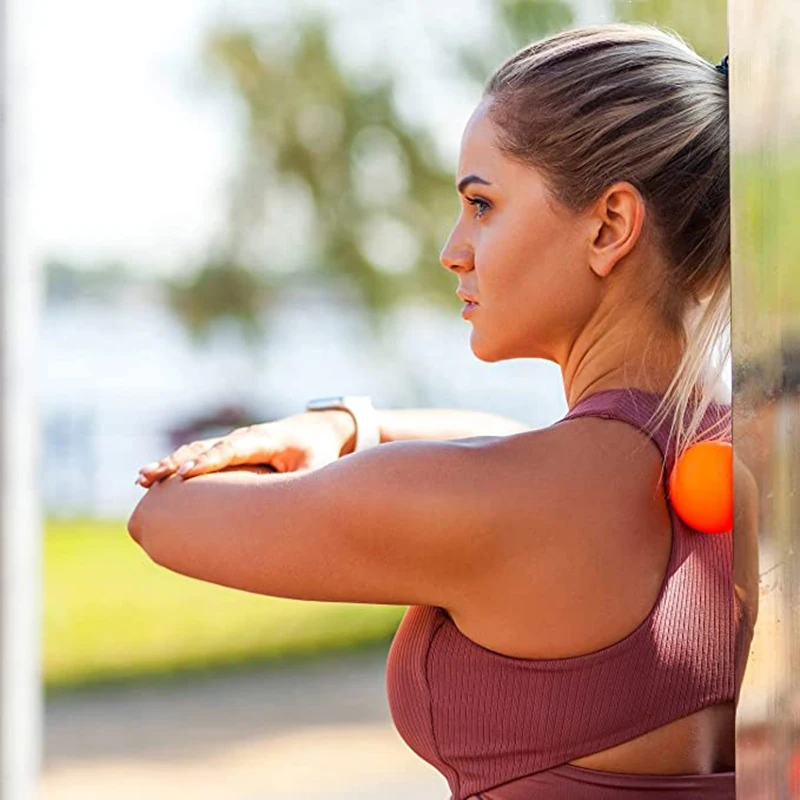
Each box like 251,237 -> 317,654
131,23 -> 757,799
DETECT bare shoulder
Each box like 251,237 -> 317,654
450,416 -> 674,658
473,414 -> 668,544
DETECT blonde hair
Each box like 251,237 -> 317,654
485,23 -> 731,473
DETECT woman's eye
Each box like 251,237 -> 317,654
467,196 -> 491,219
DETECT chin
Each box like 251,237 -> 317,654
469,331 -> 506,363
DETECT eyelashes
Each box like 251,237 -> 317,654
466,196 -> 491,219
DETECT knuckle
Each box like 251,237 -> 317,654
208,439 -> 235,457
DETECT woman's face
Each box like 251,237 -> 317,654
440,98 -> 601,364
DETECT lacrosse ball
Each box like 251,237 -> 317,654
668,441 -> 733,534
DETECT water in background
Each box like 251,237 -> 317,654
41,286 -> 570,519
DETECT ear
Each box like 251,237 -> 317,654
587,182 -> 646,278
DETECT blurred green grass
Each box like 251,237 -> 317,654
44,517 -> 406,693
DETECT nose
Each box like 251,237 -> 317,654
439,229 -> 474,273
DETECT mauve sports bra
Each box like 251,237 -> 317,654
385,388 -> 754,799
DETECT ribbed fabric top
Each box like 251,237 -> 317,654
385,388 -> 753,800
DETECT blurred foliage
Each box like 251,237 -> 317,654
199,18 -> 457,337
457,0 -> 574,84
44,517 -> 406,692
614,0 -> 728,61
173,2 -> 574,342
164,253 -> 273,347
732,149 -> 800,329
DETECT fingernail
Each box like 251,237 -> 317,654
141,462 -> 160,473
177,461 -> 195,476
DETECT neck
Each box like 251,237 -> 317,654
562,310 -> 688,411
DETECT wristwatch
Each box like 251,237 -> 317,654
304,395 -> 380,453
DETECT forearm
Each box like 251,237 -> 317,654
332,407 -> 532,455
379,407 -> 531,441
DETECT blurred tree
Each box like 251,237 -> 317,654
164,253 -> 272,347
169,5 -> 574,369
179,5 -> 576,399
196,18 -> 457,344
614,0 -> 728,61
457,0 -> 574,85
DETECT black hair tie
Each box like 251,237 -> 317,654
715,55 -> 729,76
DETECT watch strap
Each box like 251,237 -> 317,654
304,395 -> 380,453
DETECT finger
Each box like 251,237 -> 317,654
176,438 -> 238,478
137,462 -> 185,488
179,432 -> 281,478
137,471 -> 169,488
138,455 -> 180,480
170,443 -> 206,468
143,456 -> 182,482
136,472 -> 157,488
139,438 -> 221,469
139,440 -> 218,478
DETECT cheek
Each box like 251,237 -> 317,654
479,212 -> 591,352
481,210 -> 576,300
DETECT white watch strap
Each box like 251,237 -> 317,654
305,395 -> 380,453
342,396 -> 380,453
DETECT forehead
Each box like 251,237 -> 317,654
458,98 -> 503,176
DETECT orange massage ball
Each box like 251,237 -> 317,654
668,441 -> 733,534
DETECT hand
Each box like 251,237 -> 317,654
135,410 -> 355,488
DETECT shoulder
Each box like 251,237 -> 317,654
438,417 -> 669,593
484,415 -> 669,533
423,416 -> 667,533
432,419 -> 675,655
341,415 -> 668,606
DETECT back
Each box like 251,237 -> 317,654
386,388 -> 752,800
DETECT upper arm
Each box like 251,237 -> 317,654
130,437 -> 518,609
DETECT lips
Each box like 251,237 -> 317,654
457,290 -> 479,304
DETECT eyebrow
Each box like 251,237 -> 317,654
457,174 -> 492,194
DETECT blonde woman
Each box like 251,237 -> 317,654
131,23 -> 756,799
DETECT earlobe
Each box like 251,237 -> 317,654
588,182 -> 646,278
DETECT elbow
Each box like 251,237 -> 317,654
128,484 -> 163,551
127,512 -> 165,567
127,510 -> 146,548
128,493 -> 155,551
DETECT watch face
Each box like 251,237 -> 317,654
306,397 -> 345,411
